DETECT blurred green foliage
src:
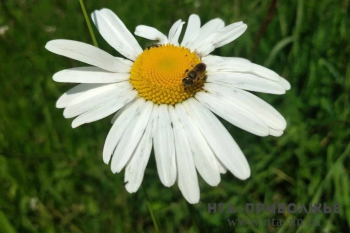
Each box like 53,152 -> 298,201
0,0 -> 349,232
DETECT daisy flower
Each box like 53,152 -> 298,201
45,9 -> 290,204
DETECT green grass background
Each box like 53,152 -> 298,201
0,0 -> 349,232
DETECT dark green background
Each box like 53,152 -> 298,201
0,0 -> 349,232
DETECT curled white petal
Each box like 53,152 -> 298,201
193,22 -> 247,56
135,25 -> 168,44
168,19 -> 185,46
188,18 -> 225,50
214,22 -> 247,48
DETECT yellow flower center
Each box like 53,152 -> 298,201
130,44 -> 205,105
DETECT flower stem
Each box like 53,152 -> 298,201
79,0 -> 99,47
141,184 -> 159,232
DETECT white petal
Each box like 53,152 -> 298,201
124,109 -> 156,193
153,105 -> 176,187
195,92 -> 270,136
188,18 -> 225,50
194,22 -> 247,56
91,10 -> 140,61
270,128 -> 283,137
53,67 -> 130,83
206,72 -> 286,94
56,84 -> 108,108
175,103 -> 220,186
278,77 -> 291,90
45,40 -> 131,72
111,101 -> 153,173
103,99 -> 145,164
181,14 -> 201,46
98,8 -> 143,56
134,25 -> 168,44
204,83 -> 287,130
216,159 -> 228,174
168,20 -> 185,46
213,22 -> 247,48
110,100 -> 136,124
71,90 -> 137,128
64,82 -> 131,118
186,99 -> 250,180
169,105 -> 200,204
203,55 -> 281,81
115,57 -> 134,67
194,41 -> 216,57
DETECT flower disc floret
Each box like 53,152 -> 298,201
130,44 -> 205,105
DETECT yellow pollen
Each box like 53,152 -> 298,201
130,44 -> 205,105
